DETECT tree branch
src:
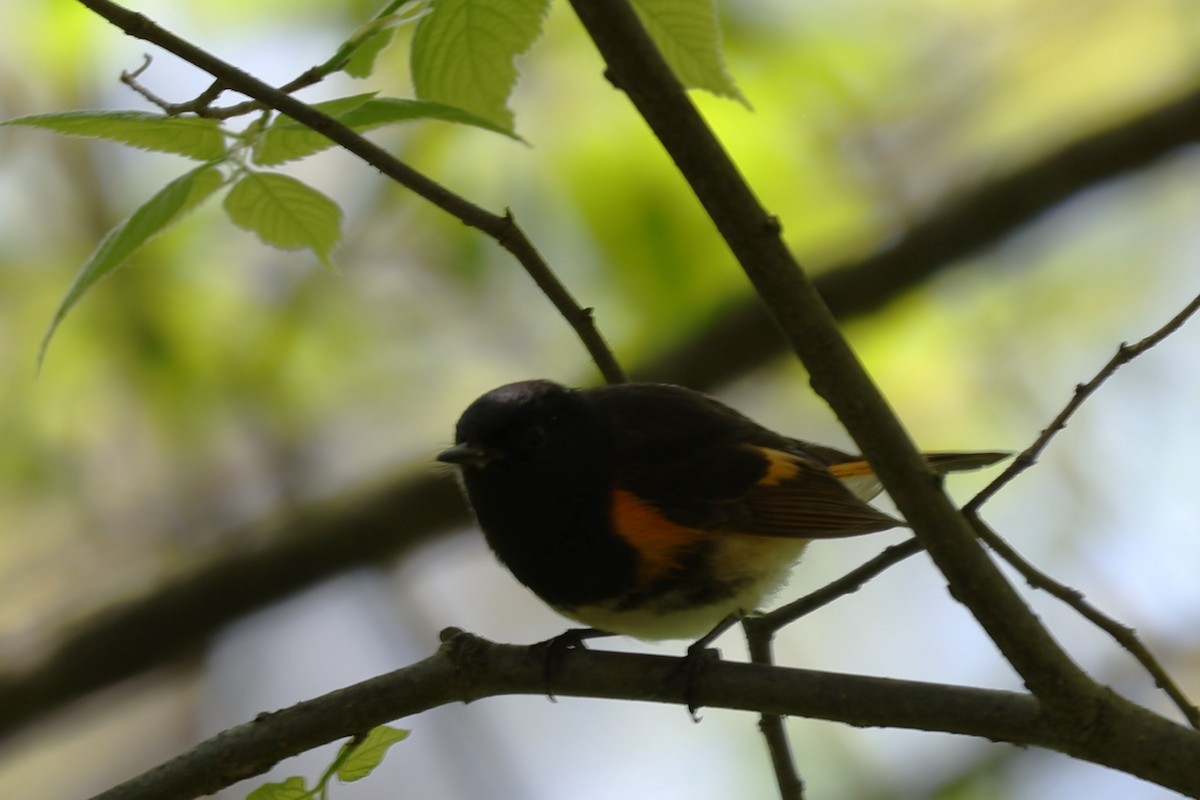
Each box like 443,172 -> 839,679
744,537 -> 923,798
87,630 -> 1200,800
970,517 -> 1200,728
74,0 -> 627,385
120,2 -> 413,119
9,4 -> 1200,747
568,0 -> 1097,716
964,292 -> 1200,728
966,292 -> 1200,513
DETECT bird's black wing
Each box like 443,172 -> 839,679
586,384 -> 900,538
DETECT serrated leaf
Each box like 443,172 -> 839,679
300,93 -> 382,118
344,27 -> 397,78
3,110 -> 227,160
222,172 -> 341,267
246,776 -> 311,800
630,0 -> 746,104
410,0 -> 552,132
252,93 -> 378,165
342,98 -> 518,138
253,96 -> 517,166
40,165 -> 224,365
342,1 -> 430,78
336,726 -> 411,783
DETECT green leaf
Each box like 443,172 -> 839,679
410,0 -> 552,132
341,97 -> 519,138
222,172 -> 342,267
344,27 -> 398,78
40,165 -> 224,365
630,0 -> 746,104
301,93 -> 382,118
3,110 -> 227,160
336,726 -> 411,783
340,1 -> 430,78
246,776 -> 312,800
253,96 -> 517,166
252,93 -> 378,166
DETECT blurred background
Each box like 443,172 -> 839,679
2,0 -> 1199,798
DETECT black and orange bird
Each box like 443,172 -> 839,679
437,380 -> 1005,644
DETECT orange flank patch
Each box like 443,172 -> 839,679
610,489 -> 705,585
827,459 -> 876,479
755,447 -> 804,486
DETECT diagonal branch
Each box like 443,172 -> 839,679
74,0 -> 627,385
962,292 -> 1200,728
966,292 -> 1200,513
971,517 -> 1200,728
742,292 -> 1200,732
568,0 -> 1097,715
122,1 -> 418,119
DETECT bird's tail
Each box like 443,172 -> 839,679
828,450 -> 1009,501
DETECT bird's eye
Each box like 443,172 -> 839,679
516,424 -> 549,451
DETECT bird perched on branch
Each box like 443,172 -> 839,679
438,379 -> 1005,644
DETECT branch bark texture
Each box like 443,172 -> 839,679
89,631 -> 1200,800
568,0 -> 1096,713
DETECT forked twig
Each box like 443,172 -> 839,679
121,54 -> 334,119
965,292 -> 1200,727
741,540 -> 926,800
739,292 -> 1200,767
969,517 -> 1200,728
966,292 -> 1200,514
758,538 -> 924,633
118,1 -> 416,119
78,0 -> 628,385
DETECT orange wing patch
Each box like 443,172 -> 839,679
827,459 -> 875,479
756,447 -> 805,486
610,488 -> 706,585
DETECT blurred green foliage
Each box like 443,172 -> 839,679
1,0 -> 1194,687
1,1 -> 1199,798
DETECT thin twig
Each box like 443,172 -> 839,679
121,57 -> 328,119
119,54 -> 176,109
969,517 -> 1200,728
965,292 -> 1200,514
741,538 -> 933,800
76,0 -> 628,385
569,0 -> 1098,716
743,540 -> 925,800
760,538 -> 924,633
749,293 -> 1200,724
743,617 -> 805,800
740,540 -> 927,800
118,2 -> 411,118
962,292 -> 1200,727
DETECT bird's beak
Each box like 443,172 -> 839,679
437,442 -> 499,468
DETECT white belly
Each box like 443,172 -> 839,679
557,537 -> 810,641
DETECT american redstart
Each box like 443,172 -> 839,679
437,380 -> 1006,643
